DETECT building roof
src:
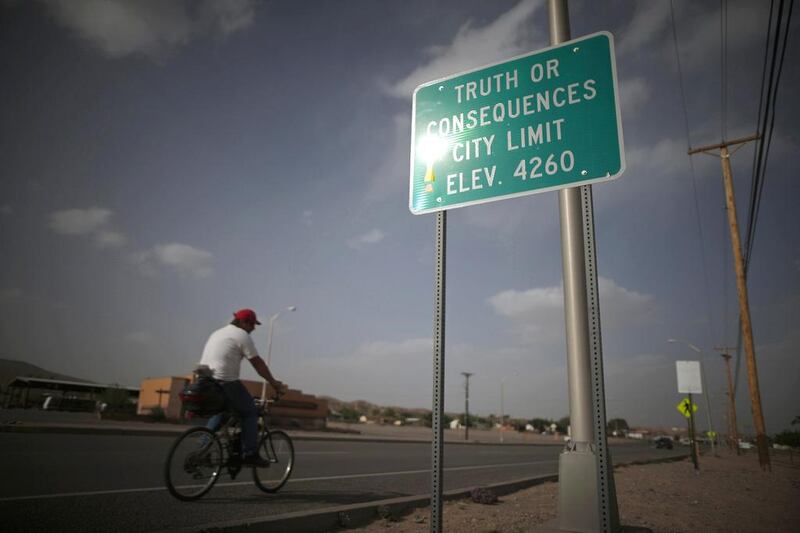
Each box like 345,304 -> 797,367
7,376 -> 139,394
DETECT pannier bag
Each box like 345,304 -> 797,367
179,377 -> 225,417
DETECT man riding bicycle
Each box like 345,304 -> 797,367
199,308 -> 288,467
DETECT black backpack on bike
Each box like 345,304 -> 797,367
179,377 -> 225,417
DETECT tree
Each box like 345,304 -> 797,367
99,386 -> 134,413
529,418 -> 553,431
773,430 -> 800,448
557,416 -> 570,433
607,418 -> 629,433
340,406 -> 361,422
422,412 -> 453,428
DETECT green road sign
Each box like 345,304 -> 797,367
676,398 -> 698,418
409,31 -> 624,215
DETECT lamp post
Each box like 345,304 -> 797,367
260,305 -> 296,401
668,338 -> 717,456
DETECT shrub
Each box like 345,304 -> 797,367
773,430 -> 800,448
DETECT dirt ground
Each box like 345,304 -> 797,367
350,452 -> 800,532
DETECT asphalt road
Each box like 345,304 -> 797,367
0,432 -> 683,532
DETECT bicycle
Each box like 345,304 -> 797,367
164,394 -> 295,501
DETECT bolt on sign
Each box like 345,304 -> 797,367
409,32 -> 625,214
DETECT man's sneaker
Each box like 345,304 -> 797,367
241,455 -> 270,468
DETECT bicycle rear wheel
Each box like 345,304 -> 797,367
252,430 -> 294,493
165,427 -> 223,501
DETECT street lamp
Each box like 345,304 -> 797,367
267,306 -> 297,367
668,338 -> 717,456
260,306 -> 296,401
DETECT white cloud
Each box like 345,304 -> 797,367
144,243 -> 215,279
49,207 -> 112,235
616,1 -> 672,59
365,113 -> 411,204
124,331 -> 154,344
48,207 -> 127,247
95,229 -> 127,248
488,277 -> 657,343
386,0 -> 546,99
619,76 -> 650,116
347,229 -> 386,250
38,0 -> 257,60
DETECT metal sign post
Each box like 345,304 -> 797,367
430,211 -> 446,532
687,394 -> 699,471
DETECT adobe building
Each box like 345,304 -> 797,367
137,376 -> 329,429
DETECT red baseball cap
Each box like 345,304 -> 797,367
233,308 -> 261,324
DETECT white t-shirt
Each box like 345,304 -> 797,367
199,324 -> 260,382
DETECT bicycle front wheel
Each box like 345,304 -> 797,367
164,427 -> 223,501
253,430 -> 294,493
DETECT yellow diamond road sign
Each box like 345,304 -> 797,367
676,398 -> 698,418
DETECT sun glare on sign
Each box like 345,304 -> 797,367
417,135 -> 448,192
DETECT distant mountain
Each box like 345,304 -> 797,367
0,359 -> 94,387
319,395 -> 431,417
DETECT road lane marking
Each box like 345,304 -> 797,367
288,459 -> 557,483
0,459 -> 557,502
295,451 -> 349,455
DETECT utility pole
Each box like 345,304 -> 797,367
500,379 -> 505,444
689,133 -> 768,470
717,351 -> 741,455
462,372 -> 473,441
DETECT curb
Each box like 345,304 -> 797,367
156,455 -> 689,533
158,473 -> 561,533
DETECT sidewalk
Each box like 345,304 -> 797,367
0,408 -> 595,445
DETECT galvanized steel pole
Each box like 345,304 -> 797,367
430,211 -> 447,532
549,2 -> 620,531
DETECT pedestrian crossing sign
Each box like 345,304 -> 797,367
676,398 -> 698,418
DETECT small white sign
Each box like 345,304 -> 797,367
676,361 -> 703,394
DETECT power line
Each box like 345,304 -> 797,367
745,0 -> 794,271
720,0 -> 729,140
747,0 -> 775,254
669,0 -> 717,347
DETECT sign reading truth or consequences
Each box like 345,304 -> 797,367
676,398 -> 699,418
409,32 -> 625,214
676,361 -> 703,394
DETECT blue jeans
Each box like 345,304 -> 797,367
206,380 -> 259,457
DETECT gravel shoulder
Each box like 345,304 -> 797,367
350,452 -> 800,532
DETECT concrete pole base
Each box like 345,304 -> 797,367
528,448 -> 642,533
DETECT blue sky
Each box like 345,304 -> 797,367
1,0 -> 797,433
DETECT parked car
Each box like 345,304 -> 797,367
738,440 -> 753,450
653,436 -> 674,449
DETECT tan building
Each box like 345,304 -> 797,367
137,376 -> 329,429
